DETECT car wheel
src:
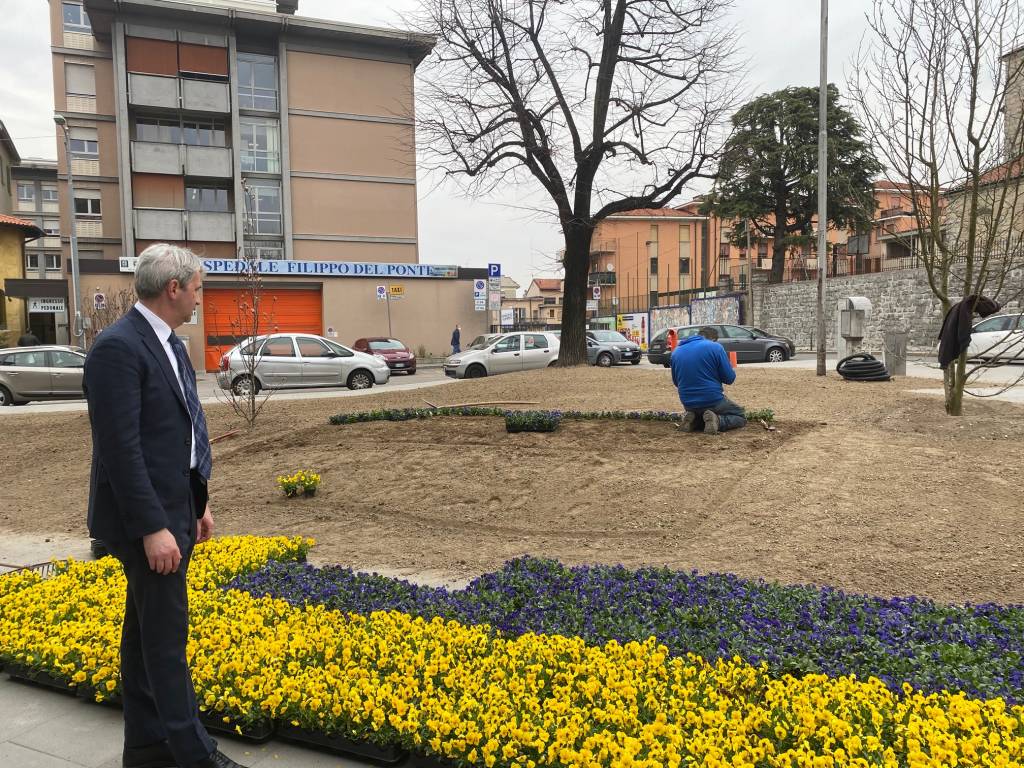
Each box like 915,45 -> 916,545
596,352 -> 613,367
0,385 -> 13,406
347,369 -> 374,390
766,347 -> 787,363
407,369 -> 416,375
232,375 -> 260,396
466,363 -> 487,378
630,358 -> 641,365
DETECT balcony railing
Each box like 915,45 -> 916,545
134,209 -> 235,242
587,271 -> 617,286
128,74 -> 229,113
131,141 -> 233,178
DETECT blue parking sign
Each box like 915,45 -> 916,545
488,263 -> 501,278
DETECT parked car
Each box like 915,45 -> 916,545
352,337 -> 417,374
585,330 -> 642,365
649,324 -> 794,365
444,332 -> 560,378
647,326 -> 701,366
585,336 -> 623,367
967,314 -> 1024,360
216,333 -> 390,395
0,345 -> 86,406
466,333 -> 503,350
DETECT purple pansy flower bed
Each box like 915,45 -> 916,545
227,556 -> 1024,703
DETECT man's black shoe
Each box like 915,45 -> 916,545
187,749 -> 250,768
123,741 -> 176,768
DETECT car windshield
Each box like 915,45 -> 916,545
469,336 -> 496,350
591,330 -> 629,343
751,328 -> 771,337
368,339 -> 405,350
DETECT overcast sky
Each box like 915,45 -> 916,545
0,0 -> 872,289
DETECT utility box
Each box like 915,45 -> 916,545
883,330 -> 908,376
836,296 -> 872,359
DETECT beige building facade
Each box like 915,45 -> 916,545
40,0 -> 488,368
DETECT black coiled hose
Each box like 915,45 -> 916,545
836,353 -> 891,382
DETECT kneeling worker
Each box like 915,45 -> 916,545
670,326 -> 747,434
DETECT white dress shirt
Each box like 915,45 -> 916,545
135,302 -> 197,469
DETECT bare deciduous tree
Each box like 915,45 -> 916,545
415,0 -> 743,364
86,287 -> 137,347
207,246 -> 278,429
852,0 -> 1024,415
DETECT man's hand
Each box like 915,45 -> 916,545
142,529 -> 182,575
197,505 -> 214,544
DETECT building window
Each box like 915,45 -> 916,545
69,127 -> 99,159
42,219 -> 60,236
42,186 -> 59,203
239,117 -> 280,173
74,195 -> 102,217
17,183 -> 35,202
719,242 -> 731,259
243,181 -> 281,235
244,243 -> 285,260
182,118 -> 226,147
757,241 -> 768,259
237,53 -> 278,111
678,224 -> 691,264
186,186 -> 230,212
25,253 -> 61,271
135,117 -> 182,144
65,63 -> 96,98
62,2 -> 91,33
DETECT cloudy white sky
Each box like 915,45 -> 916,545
0,0 -> 872,289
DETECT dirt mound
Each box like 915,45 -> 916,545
2,366 -> 1022,604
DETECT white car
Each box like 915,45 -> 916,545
968,314 -> 1024,361
444,332 -> 560,378
216,333 -> 390,394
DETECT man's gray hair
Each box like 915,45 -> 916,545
698,326 -> 719,341
134,243 -> 204,299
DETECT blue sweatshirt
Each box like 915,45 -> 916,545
670,335 -> 736,408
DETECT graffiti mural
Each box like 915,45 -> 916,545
650,305 -> 692,335
690,295 -> 742,326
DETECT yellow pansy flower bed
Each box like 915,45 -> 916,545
2,536 -> 1023,768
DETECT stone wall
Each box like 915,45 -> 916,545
753,267 -> 1023,353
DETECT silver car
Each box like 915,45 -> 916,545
0,345 -> 86,406
444,332 -> 560,378
215,333 -> 390,395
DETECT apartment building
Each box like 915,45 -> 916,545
47,0 -> 488,368
0,121 -> 19,214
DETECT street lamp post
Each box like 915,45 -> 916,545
815,0 -> 828,376
54,114 -> 84,348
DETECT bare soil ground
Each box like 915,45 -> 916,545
2,367 -> 1023,604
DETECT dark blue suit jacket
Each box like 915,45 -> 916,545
84,307 -> 205,544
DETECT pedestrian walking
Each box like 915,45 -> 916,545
451,324 -> 461,354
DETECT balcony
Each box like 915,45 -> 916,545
128,74 -> 178,110
131,142 -> 232,178
590,239 -> 617,255
181,79 -> 229,113
587,271 -> 617,286
185,145 -> 232,178
187,211 -> 234,241
127,75 -> 230,113
133,209 -> 235,242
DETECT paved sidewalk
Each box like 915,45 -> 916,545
0,676 -> 373,767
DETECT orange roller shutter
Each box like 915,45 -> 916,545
178,43 -> 228,76
202,287 -> 323,372
126,37 -> 178,76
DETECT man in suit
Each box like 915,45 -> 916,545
84,243 -> 247,768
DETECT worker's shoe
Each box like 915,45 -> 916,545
703,410 -> 720,435
679,411 -> 697,432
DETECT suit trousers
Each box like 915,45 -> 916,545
106,471 -> 215,766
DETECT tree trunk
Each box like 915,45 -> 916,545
944,353 -> 967,416
769,230 -> 787,284
559,225 -> 594,366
